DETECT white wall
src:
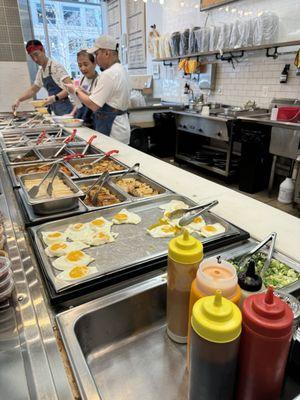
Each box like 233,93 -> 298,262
147,0 -> 300,107
0,62 -> 33,112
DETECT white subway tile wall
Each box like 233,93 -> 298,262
149,0 -> 300,107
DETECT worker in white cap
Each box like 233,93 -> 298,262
64,35 -> 131,144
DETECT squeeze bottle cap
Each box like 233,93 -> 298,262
168,229 -> 203,265
238,259 -> 263,292
191,289 -> 242,343
196,257 -> 238,298
243,287 -> 294,338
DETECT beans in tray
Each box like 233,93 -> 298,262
74,159 -> 125,175
82,185 -> 121,207
9,154 -> 38,162
15,164 -> 73,177
24,177 -> 73,199
116,177 -> 159,197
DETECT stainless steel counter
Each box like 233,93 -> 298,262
0,158 -> 73,399
238,115 -> 300,130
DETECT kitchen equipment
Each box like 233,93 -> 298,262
29,194 -> 248,298
189,290 -> 242,400
80,150 -> 120,172
178,200 -> 218,226
117,162 -> 140,180
167,230 -> 203,343
20,171 -> 85,215
53,129 -> 77,158
4,148 -> 41,165
236,287 -> 294,400
81,135 -> 97,155
27,163 -> 58,198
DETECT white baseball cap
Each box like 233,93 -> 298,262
87,35 -> 118,54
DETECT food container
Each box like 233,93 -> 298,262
36,146 -> 73,160
75,178 -> 131,211
9,161 -> 77,187
110,172 -> 170,200
4,148 -> 42,165
30,99 -> 47,108
62,118 -> 84,127
0,257 -> 11,279
66,156 -> 128,178
67,145 -> 103,156
0,268 -> 13,291
0,234 -> 5,250
19,171 -> 85,215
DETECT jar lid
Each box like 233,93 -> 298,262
243,287 -> 294,337
238,259 -> 262,292
168,229 -> 203,264
191,289 -> 242,343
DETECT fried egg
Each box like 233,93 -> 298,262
89,217 -> 113,232
147,224 -> 179,238
160,200 -> 190,219
52,250 -> 94,271
200,223 -> 225,237
186,216 -> 206,231
65,223 -> 93,242
42,231 -> 67,246
56,265 -> 98,281
85,231 -> 118,246
112,209 -> 141,225
45,241 -> 89,257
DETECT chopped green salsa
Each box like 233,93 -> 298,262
229,252 -> 300,289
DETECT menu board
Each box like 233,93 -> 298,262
200,0 -> 236,11
107,0 -> 121,41
126,1 -> 146,69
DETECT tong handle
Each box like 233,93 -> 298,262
63,153 -> 85,161
64,129 -> 77,144
36,130 -> 47,145
87,135 -> 97,145
179,200 -> 219,227
105,149 -> 119,157
248,232 -> 277,258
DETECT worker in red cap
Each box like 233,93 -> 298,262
12,40 -> 73,115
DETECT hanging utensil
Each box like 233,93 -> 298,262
178,200 -> 219,227
36,130 -> 47,145
90,171 -> 110,206
81,135 -> 97,155
46,163 -> 60,197
27,162 -> 58,198
80,149 -> 119,171
53,129 -> 77,158
54,128 -> 63,139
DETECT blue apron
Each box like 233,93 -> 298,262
94,103 -> 126,136
75,74 -> 98,128
42,62 -> 73,116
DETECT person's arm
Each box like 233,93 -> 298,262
12,84 -> 40,111
44,76 -> 72,105
63,83 -> 99,112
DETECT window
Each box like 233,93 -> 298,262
28,0 -> 103,75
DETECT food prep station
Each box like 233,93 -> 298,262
0,113 -> 299,399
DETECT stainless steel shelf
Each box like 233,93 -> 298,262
175,153 -> 234,177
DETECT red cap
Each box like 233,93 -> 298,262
242,287 -> 293,338
26,44 -> 44,55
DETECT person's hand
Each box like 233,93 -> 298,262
44,95 -> 55,106
12,99 -> 20,111
63,83 -> 76,95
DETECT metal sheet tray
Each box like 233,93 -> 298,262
29,194 -> 245,294
109,172 -> 172,201
75,178 -> 132,211
36,146 -> 73,161
67,145 -> 103,156
56,274 -> 300,400
8,161 -> 77,188
3,148 -> 42,165
66,156 -> 129,178
19,171 -> 85,214
16,188 -> 88,226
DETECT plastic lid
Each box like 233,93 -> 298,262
191,289 -> 242,343
238,260 -> 262,292
196,257 -> 238,298
243,287 -> 294,338
168,229 -> 203,265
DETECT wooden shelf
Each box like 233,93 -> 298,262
152,39 -> 300,63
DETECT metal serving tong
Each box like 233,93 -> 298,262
81,135 -> 97,155
53,129 -> 77,158
81,149 -> 119,171
118,163 -> 140,180
177,200 -> 219,227
86,171 -> 110,206
46,163 -> 60,197
237,232 -> 277,277
28,162 -> 58,198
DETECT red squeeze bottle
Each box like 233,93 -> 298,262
236,286 -> 294,400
